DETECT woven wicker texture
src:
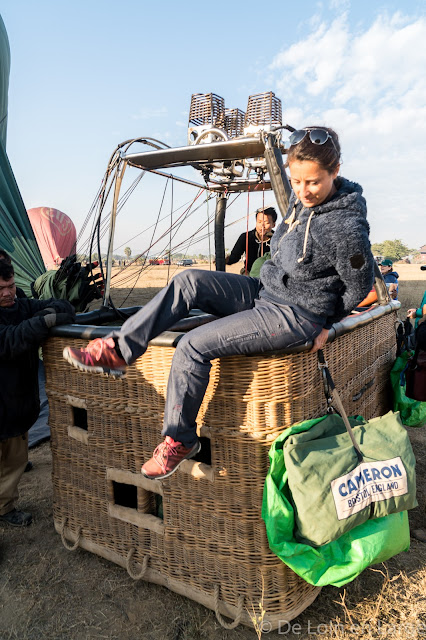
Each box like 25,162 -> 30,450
44,310 -> 397,628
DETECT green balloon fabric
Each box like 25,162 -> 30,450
32,256 -> 103,312
0,143 -> 45,294
0,14 -> 45,294
0,14 -> 10,149
262,416 -> 410,587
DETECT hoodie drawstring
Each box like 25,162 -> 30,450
285,205 -> 300,233
278,201 -> 315,264
297,209 -> 315,263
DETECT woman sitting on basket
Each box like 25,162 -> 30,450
63,126 -> 375,480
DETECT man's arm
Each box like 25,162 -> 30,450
0,315 -> 52,359
0,300 -> 75,359
226,233 -> 247,266
28,298 -> 75,315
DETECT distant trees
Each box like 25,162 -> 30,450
371,239 -> 414,262
124,247 -> 132,259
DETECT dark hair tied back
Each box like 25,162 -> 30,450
287,126 -> 341,173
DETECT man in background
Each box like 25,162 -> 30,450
225,206 -> 277,275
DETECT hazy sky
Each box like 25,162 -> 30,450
1,0 -> 425,256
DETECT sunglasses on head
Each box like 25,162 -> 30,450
289,127 -> 337,147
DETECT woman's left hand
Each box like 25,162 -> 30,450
310,328 -> 330,353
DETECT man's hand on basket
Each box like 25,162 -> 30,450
310,328 -> 329,354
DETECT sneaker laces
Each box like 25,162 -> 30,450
153,437 -> 180,473
84,337 -> 116,364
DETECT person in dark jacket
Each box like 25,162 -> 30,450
225,206 -> 277,274
0,249 -> 35,472
63,126 -> 374,480
379,258 -> 399,300
0,261 -> 75,526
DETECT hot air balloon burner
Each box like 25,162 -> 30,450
224,108 -> 246,139
243,91 -> 282,136
187,93 -> 226,145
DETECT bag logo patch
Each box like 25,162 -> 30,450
330,457 -> 408,520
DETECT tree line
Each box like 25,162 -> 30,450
370,239 -> 417,262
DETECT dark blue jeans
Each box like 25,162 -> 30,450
110,270 -> 323,447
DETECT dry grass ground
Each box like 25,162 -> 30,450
1,263 -> 426,640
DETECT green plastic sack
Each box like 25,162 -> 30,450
391,351 -> 426,427
262,415 -> 411,587
249,252 -> 270,278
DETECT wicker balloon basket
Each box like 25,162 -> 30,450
43,308 -> 397,630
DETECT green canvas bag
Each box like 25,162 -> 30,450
262,422 -> 410,587
282,351 -> 417,547
284,410 -> 417,547
261,350 -> 415,586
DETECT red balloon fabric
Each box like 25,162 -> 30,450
27,207 -> 77,270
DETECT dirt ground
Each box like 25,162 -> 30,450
1,263 -> 426,640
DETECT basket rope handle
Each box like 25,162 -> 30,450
60,517 -> 82,551
213,585 -> 244,630
126,548 -> 150,580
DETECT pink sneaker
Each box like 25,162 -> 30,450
141,436 -> 201,479
63,337 -> 127,377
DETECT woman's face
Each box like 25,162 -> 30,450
288,160 -> 339,208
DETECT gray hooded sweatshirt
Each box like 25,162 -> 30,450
259,177 -> 374,329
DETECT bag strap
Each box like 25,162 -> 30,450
317,350 -> 364,463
